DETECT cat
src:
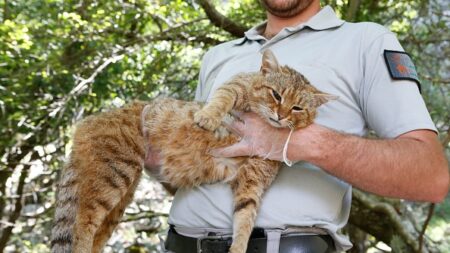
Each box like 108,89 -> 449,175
51,49 -> 335,253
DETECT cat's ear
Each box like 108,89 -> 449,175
309,92 -> 338,107
260,50 -> 280,75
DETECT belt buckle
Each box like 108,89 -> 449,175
196,234 -> 230,253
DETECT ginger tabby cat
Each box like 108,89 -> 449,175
51,50 -> 335,253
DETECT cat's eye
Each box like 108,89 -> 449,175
271,90 -> 282,102
292,106 -> 303,112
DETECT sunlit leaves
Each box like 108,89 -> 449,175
1,20 -> 33,52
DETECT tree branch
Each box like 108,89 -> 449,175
0,142 -> 36,220
0,152 -> 37,251
48,53 -> 125,118
418,203 -> 435,252
196,0 -> 248,37
122,211 -> 168,223
421,75 -> 450,84
346,0 -> 361,21
350,189 -> 430,252
3,0 -> 8,22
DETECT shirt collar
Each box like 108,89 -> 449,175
234,6 -> 344,45
303,5 -> 345,30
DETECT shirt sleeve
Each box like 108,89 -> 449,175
360,31 -> 437,138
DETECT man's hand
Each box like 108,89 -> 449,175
210,112 -> 291,161
144,146 -> 162,175
144,146 -> 178,195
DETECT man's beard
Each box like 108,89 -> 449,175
260,0 -> 314,18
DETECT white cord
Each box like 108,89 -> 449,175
282,128 -> 294,166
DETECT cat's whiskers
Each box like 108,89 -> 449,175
253,103 -> 277,122
287,121 -> 294,130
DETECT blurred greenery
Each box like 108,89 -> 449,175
0,0 -> 448,252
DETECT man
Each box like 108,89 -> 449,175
146,0 -> 449,252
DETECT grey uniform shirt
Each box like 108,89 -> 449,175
168,6 -> 436,251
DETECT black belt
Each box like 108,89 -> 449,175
165,227 -> 335,253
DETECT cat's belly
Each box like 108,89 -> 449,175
169,161 -> 352,248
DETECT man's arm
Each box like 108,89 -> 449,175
289,124 -> 449,203
212,113 -> 449,203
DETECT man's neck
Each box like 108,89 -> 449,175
264,2 -> 321,38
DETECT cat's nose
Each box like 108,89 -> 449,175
277,113 -> 285,120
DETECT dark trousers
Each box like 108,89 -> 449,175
165,227 -> 336,253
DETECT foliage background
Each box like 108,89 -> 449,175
0,0 -> 448,252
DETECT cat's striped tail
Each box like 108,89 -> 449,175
51,161 -> 78,253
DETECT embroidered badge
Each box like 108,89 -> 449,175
383,50 -> 421,93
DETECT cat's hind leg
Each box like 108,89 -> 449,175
72,160 -> 142,253
228,159 -> 280,253
91,173 -> 141,253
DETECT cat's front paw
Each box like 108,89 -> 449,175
214,125 -> 231,139
194,110 -> 221,131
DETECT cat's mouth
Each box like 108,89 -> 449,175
269,117 -> 281,125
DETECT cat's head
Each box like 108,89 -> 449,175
249,50 -> 337,129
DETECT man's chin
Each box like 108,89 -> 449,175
261,0 -> 314,18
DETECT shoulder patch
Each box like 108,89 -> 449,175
383,50 -> 421,93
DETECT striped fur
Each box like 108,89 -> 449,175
51,50 -> 334,253
51,101 -> 148,253
51,99 -> 240,253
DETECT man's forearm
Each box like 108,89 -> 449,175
289,126 -> 449,202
